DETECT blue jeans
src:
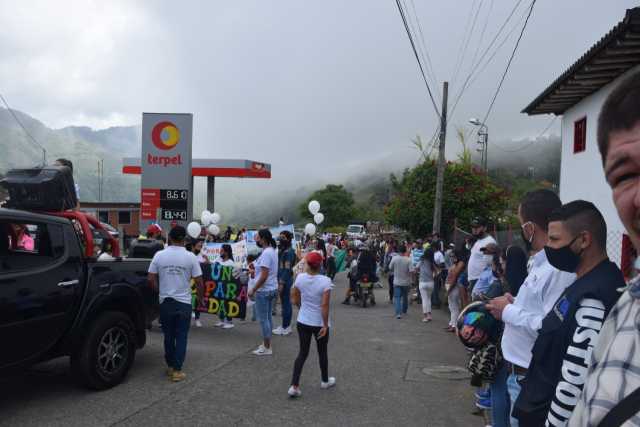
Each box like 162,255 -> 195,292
280,280 -> 293,329
160,298 -> 192,371
491,364 -> 511,427
507,372 -> 525,427
255,290 -> 277,339
393,285 -> 409,316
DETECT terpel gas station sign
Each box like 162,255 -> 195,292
140,113 -> 193,231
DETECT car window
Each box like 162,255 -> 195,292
0,220 -> 63,271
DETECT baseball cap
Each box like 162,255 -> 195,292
305,252 -> 324,269
147,224 -> 162,235
470,217 -> 486,227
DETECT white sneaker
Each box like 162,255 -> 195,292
321,377 -> 336,389
281,326 -> 292,336
191,312 -> 195,319
252,345 -> 272,356
272,326 -> 284,335
222,322 -> 235,329
195,320 -> 203,328
288,385 -> 302,397
215,321 -> 225,327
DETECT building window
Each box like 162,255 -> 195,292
98,211 -> 109,224
574,117 -> 587,153
118,211 -> 131,225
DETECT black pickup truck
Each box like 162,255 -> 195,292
0,208 -> 158,390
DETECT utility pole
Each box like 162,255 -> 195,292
432,81 -> 448,235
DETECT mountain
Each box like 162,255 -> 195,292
0,108 -> 140,202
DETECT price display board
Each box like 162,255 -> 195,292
160,189 -> 188,221
140,113 -> 193,232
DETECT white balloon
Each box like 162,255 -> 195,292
308,200 -> 320,215
187,222 -> 202,239
201,210 -> 211,224
304,223 -> 317,236
210,212 -> 221,224
313,212 -> 324,225
208,224 -> 220,236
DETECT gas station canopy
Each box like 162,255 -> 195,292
122,158 -> 271,178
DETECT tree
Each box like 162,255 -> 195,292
385,160 -> 509,238
299,185 -> 356,227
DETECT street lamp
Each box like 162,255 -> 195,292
469,118 -> 488,173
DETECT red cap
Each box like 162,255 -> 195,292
305,252 -> 324,269
147,224 -> 162,235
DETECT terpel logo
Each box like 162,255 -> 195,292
152,121 -> 180,151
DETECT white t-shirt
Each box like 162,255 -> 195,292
149,246 -> 203,305
254,246 -> 278,292
295,273 -> 334,327
467,235 -> 496,280
434,250 -> 445,266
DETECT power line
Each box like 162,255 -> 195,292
452,0 -> 483,89
395,0 -> 441,118
402,0 -> 439,101
449,0 -> 527,118
450,0 -> 477,90
469,0 -> 493,74
0,93 -> 47,165
408,0 -> 440,98
481,0 -> 537,126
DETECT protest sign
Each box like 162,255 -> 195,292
192,262 -> 247,319
201,241 -> 248,265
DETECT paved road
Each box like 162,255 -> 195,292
0,273 -> 479,427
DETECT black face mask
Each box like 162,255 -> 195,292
544,236 -> 582,273
256,240 -> 263,248
194,249 -> 201,255
279,239 -> 290,250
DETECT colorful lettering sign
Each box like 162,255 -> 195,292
192,262 -> 248,319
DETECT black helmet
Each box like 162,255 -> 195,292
456,301 -> 500,348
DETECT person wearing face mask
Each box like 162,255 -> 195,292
511,200 -> 623,426
467,218 -> 496,294
273,231 -> 297,336
486,190 -> 575,427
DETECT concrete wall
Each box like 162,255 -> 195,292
559,65 -> 640,265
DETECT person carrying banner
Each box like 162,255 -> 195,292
214,244 -> 236,329
148,226 -> 203,382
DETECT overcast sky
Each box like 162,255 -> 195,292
0,0 -> 636,193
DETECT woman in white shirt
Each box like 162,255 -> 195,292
287,252 -> 335,398
248,229 -> 279,356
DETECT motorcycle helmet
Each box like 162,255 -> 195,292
456,301 -> 500,348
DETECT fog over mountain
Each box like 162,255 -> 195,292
0,108 -> 560,225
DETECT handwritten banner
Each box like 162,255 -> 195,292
201,241 -> 248,266
192,262 -> 248,319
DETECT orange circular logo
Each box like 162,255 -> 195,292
152,121 -> 180,151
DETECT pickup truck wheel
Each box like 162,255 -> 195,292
71,311 -> 137,390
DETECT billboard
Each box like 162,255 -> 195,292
140,113 -> 193,232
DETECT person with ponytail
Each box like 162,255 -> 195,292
248,229 -> 279,356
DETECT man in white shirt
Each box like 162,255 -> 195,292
148,225 -> 204,382
487,190 -> 575,426
467,217 -> 497,291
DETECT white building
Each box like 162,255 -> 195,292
523,7 -> 640,276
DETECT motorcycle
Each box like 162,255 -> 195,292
357,273 -> 377,308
